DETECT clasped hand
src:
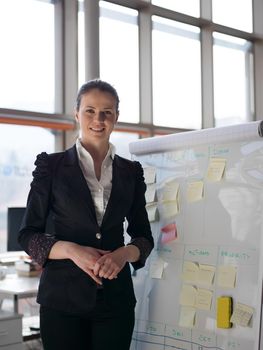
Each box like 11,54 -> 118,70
71,245 -> 127,285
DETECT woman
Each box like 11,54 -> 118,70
18,79 -> 154,350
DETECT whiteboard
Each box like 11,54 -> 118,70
129,121 -> 263,350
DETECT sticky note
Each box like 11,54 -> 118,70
162,200 -> 179,218
150,258 -> 165,279
179,284 -> 197,307
230,302 -> 254,327
186,181 -> 204,202
217,265 -> 237,289
161,222 -> 177,234
198,264 -> 215,286
161,222 -> 177,244
146,202 -> 158,222
145,184 -> 156,203
207,158 -> 226,182
143,166 -> 156,184
196,288 -> 213,311
179,306 -> 196,328
162,179 -> 179,202
216,296 -> 232,328
182,261 -> 199,283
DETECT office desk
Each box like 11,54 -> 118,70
0,274 -> 39,313
0,274 -> 41,342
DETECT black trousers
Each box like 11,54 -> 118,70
40,290 -> 135,350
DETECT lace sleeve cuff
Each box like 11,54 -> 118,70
127,237 -> 153,270
28,233 -> 58,266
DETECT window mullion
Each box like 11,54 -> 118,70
139,8 -> 153,127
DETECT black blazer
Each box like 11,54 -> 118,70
19,145 -> 153,314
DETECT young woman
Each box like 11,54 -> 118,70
18,79 -> 154,350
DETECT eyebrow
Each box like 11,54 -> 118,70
85,105 -> 114,110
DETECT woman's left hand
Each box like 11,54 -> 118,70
93,244 -> 141,280
93,247 -> 127,280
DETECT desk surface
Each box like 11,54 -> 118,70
0,274 -> 39,296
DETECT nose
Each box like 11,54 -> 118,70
94,111 -> 106,122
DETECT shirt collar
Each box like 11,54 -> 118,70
76,138 -> 116,161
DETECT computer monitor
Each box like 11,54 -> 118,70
7,207 -> 54,251
7,207 -> 26,251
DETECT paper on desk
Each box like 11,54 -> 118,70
146,202 -> 158,222
187,181 -> 204,202
179,306 -> 196,328
217,265 -> 237,288
143,166 -> 156,184
230,302 -> 254,327
206,158 -> 226,182
196,288 -> 213,310
198,264 -> 215,286
182,261 -> 199,283
145,184 -> 156,203
179,284 -> 197,307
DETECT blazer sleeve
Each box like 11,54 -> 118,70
126,161 -> 154,270
18,152 -> 58,266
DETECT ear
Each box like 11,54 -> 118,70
115,111 -> 119,124
74,110 -> 79,123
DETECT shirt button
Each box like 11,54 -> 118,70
96,233 -> 102,240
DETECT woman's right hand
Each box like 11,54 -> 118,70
70,244 -> 110,284
49,241 -> 110,285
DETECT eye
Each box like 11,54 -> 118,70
85,108 -> 95,114
104,110 -> 113,116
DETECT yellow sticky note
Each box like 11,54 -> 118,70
186,181 -> 204,202
179,284 -> 197,307
146,202 -> 158,222
217,265 -> 237,289
162,200 -> 179,219
162,179 -> 179,202
143,167 -> 156,184
217,296 -> 232,328
145,184 -> 156,203
179,306 -> 196,328
207,158 -> 226,182
198,264 -> 215,286
196,288 -> 213,310
230,302 -> 254,327
182,261 -> 199,283
150,258 -> 165,279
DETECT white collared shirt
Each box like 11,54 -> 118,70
76,138 -> 116,226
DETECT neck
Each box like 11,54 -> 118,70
80,139 -> 109,163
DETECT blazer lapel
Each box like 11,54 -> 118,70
101,156 -> 126,228
63,146 -> 97,223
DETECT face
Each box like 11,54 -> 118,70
75,88 -> 119,145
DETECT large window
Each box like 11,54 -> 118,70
213,33 -> 253,126
0,0 -> 55,113
77,1 -> 262,131
152,17 -> 201,129
0,125 -> 55,252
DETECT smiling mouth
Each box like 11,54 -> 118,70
90,127 -> 105,132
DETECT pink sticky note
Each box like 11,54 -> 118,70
161,222 -> 177,244
161,222 -> 177,234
